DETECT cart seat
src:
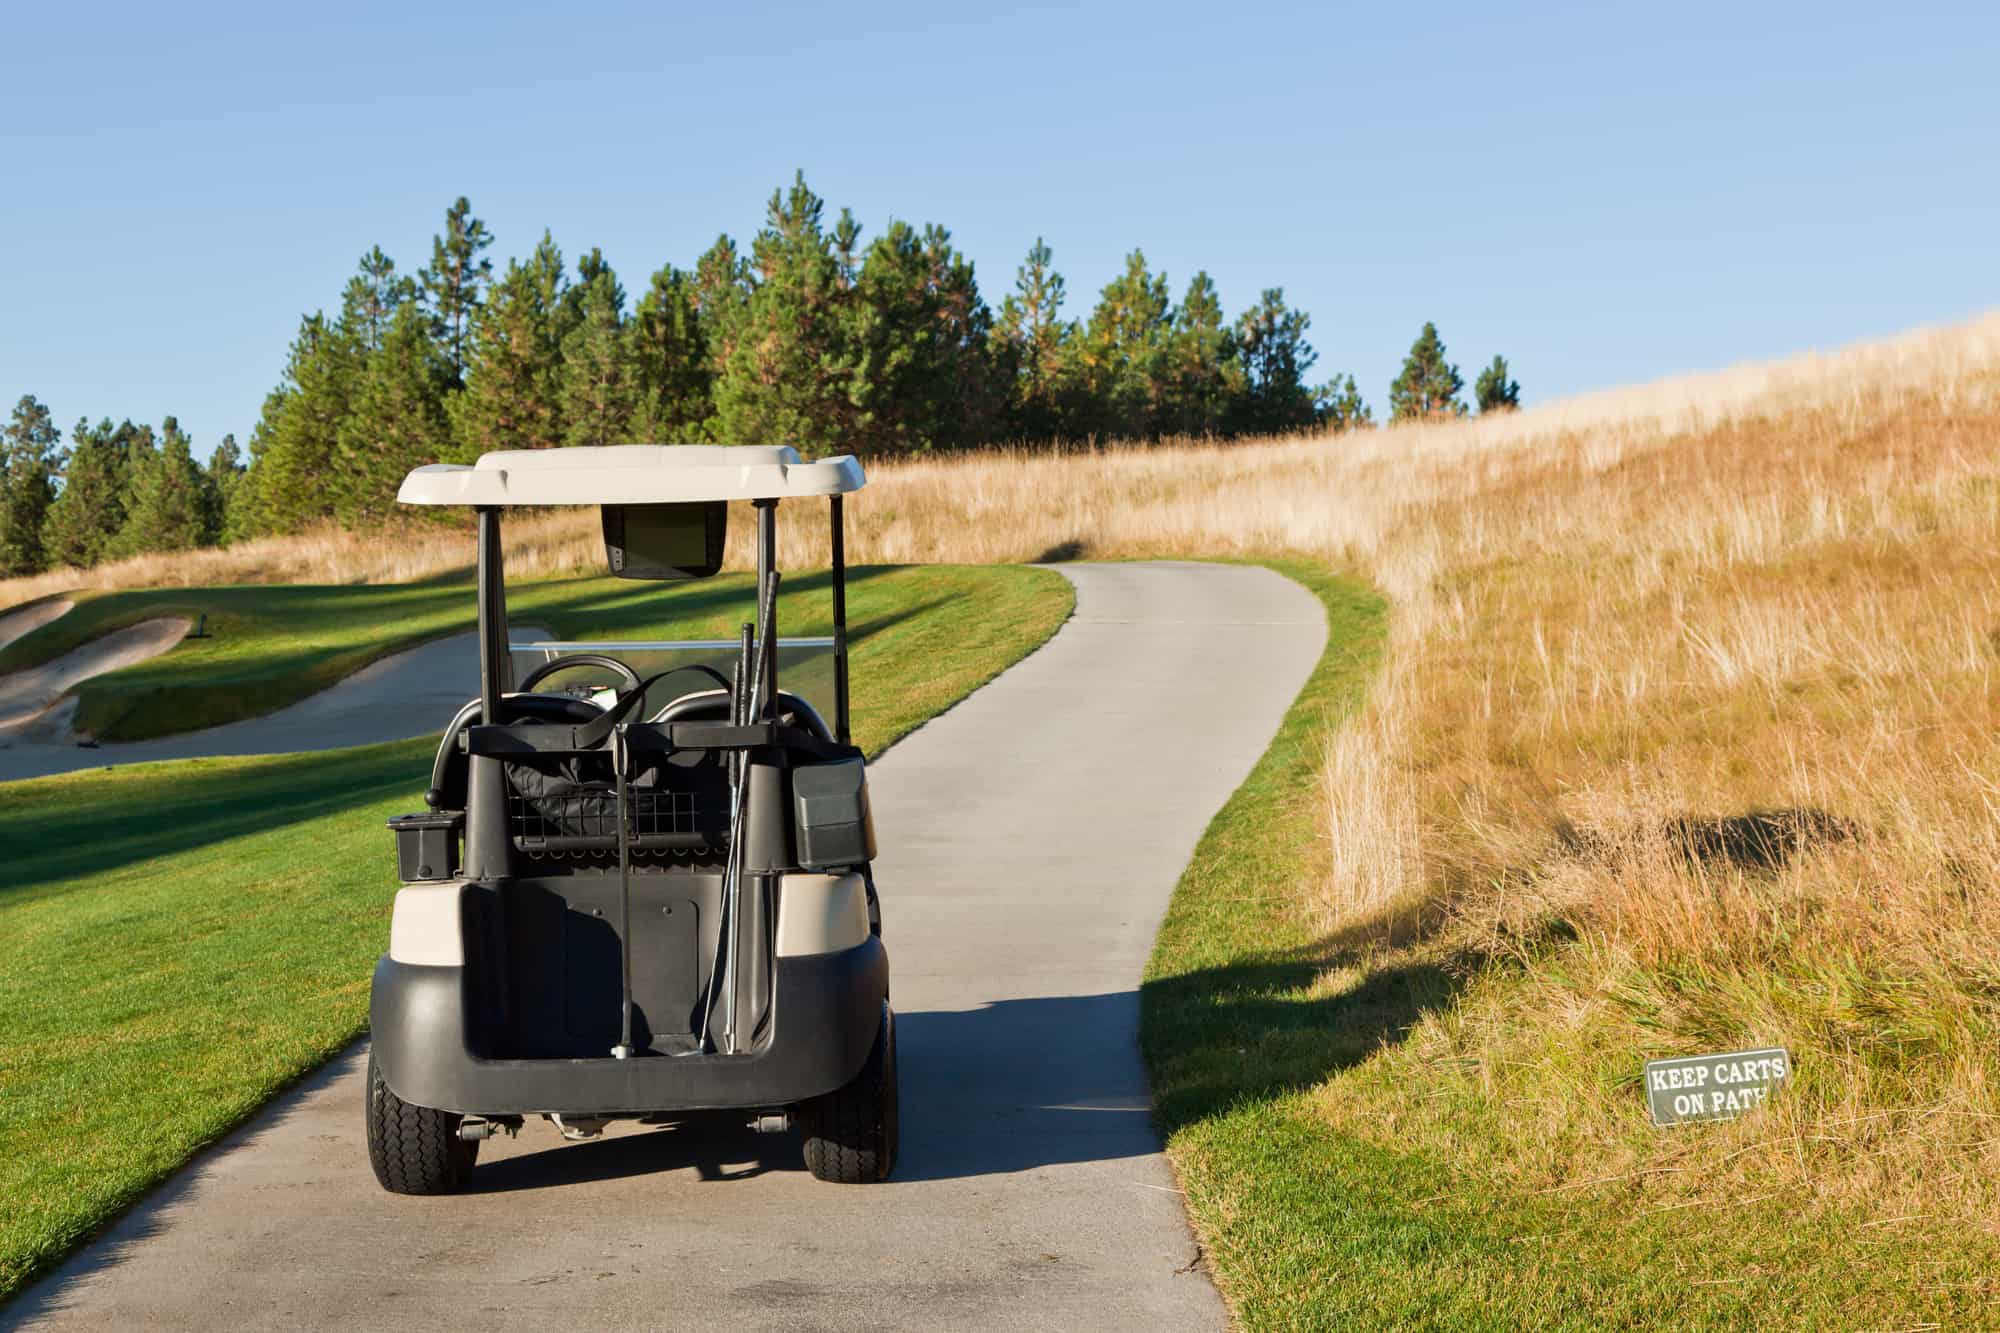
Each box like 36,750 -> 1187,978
425,692 -> 604,813
650,687 -> 836,742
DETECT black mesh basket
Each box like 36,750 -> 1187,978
504,755 -> 717,852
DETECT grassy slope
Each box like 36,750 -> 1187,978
0,564 -> 1072,1302
0,564 -> 991,742
1144,561 -> 1998,1329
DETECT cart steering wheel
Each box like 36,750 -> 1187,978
517,652 -> 643,695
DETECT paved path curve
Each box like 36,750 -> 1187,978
0,625 -> 550,784
5,562 -> 1325,1332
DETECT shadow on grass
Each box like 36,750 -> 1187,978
1143,934 -> 1470,1131
1,566 -> 953,892
1033,539 -> 1090,563
6,566 -> 922,742
0,739 -> 432,895
517,564 -> 909,638
1667,807 -> 1858,872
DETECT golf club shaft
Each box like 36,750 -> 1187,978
613,724 -> 635,1058
698,624 -> 756,1055
722,571 -> 781,1055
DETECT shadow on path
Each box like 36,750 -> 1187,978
460,992 -> 1173,1194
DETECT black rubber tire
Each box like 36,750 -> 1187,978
364,1051 -> 478,1195
799,1003 -> 898,1183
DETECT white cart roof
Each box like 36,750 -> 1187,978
396,444 -> 865,507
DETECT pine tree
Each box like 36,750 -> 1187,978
848,221 -> 1000,453
917,223 -> 1003,448
1162,272 -> 1240,436
711,173 -> 863,458
256,313 -> 362,531
994,238 -> 1073,440
831,209 -> 863,289
1073,250 -> 1173,437
0,395 -> 63,575
343,246 -> 416,352
204,434 -> 244,542
1314,375 -> 1373,431
692,233 -> 750,375
43,418 -> 140,567
1475,354 -> 1521,413
565,249 -> 611,324
421,197 -> 495,386
628,264 -> 715,441
224,392 -> 286,542
337,302 -> 452,522
1230,288 -> 1319,435
111,416 -> 209,557
559,260 -> 636,448
320,245 -> 438,520
453,232 -> 569,455
1389,321 -> 1466,421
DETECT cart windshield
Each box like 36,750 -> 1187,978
508,637 -> 839,734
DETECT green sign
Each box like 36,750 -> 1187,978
1645,1048 -> 1790,1126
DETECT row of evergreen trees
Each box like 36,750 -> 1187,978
0,395 -> 243,576
233,176 -> 1375,536
0,176 -> 1526,575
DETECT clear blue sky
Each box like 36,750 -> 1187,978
4,1 -> 1995,450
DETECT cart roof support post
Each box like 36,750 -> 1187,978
754,499 -> 778,718
475,506 -> 512,724
831,495 -> 849,745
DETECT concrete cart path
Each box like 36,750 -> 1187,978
6,562 -> 1326,1332
0,624 -> 551,784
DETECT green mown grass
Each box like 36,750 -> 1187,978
0,563 -> 1071,1303
0,564 -> 1007,742
1142,561 -> 1997,1329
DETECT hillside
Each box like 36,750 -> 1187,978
6,311 -> 1997,1321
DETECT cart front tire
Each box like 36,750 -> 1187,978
365,1050 -> 478,1194
799,1003 -> 898,1183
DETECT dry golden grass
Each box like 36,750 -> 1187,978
0,509 -> 606,609
853,313 -> 2000,1295
7,311 -> 1997,1255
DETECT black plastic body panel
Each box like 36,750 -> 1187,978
460,875 -> 710,1058
371,936 -> 887,1115
450,870 -> 772,1059
791,757 -> 875,870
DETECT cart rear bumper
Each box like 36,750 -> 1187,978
369,935 -> 888,1116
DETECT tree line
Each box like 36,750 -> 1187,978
0,399 -> 241,576
0,175 -> 1523,575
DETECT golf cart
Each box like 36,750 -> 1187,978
366,444 -> 894,1193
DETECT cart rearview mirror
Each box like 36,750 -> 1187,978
601,502 -> 728,580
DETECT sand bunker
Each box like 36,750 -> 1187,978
0,623 -> 552,783
0,598 -> 76,654
0,617 -> 191,733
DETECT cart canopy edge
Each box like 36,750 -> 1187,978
397,443 -> 866,507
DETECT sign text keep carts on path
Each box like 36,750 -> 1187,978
1645,1048 -> 1790,1126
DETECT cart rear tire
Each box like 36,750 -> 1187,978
365,1050 -> 478,1194
799,1003 -> 898,1183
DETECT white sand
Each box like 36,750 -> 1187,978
0,597 -> 75,653
0,616 -> 190,733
